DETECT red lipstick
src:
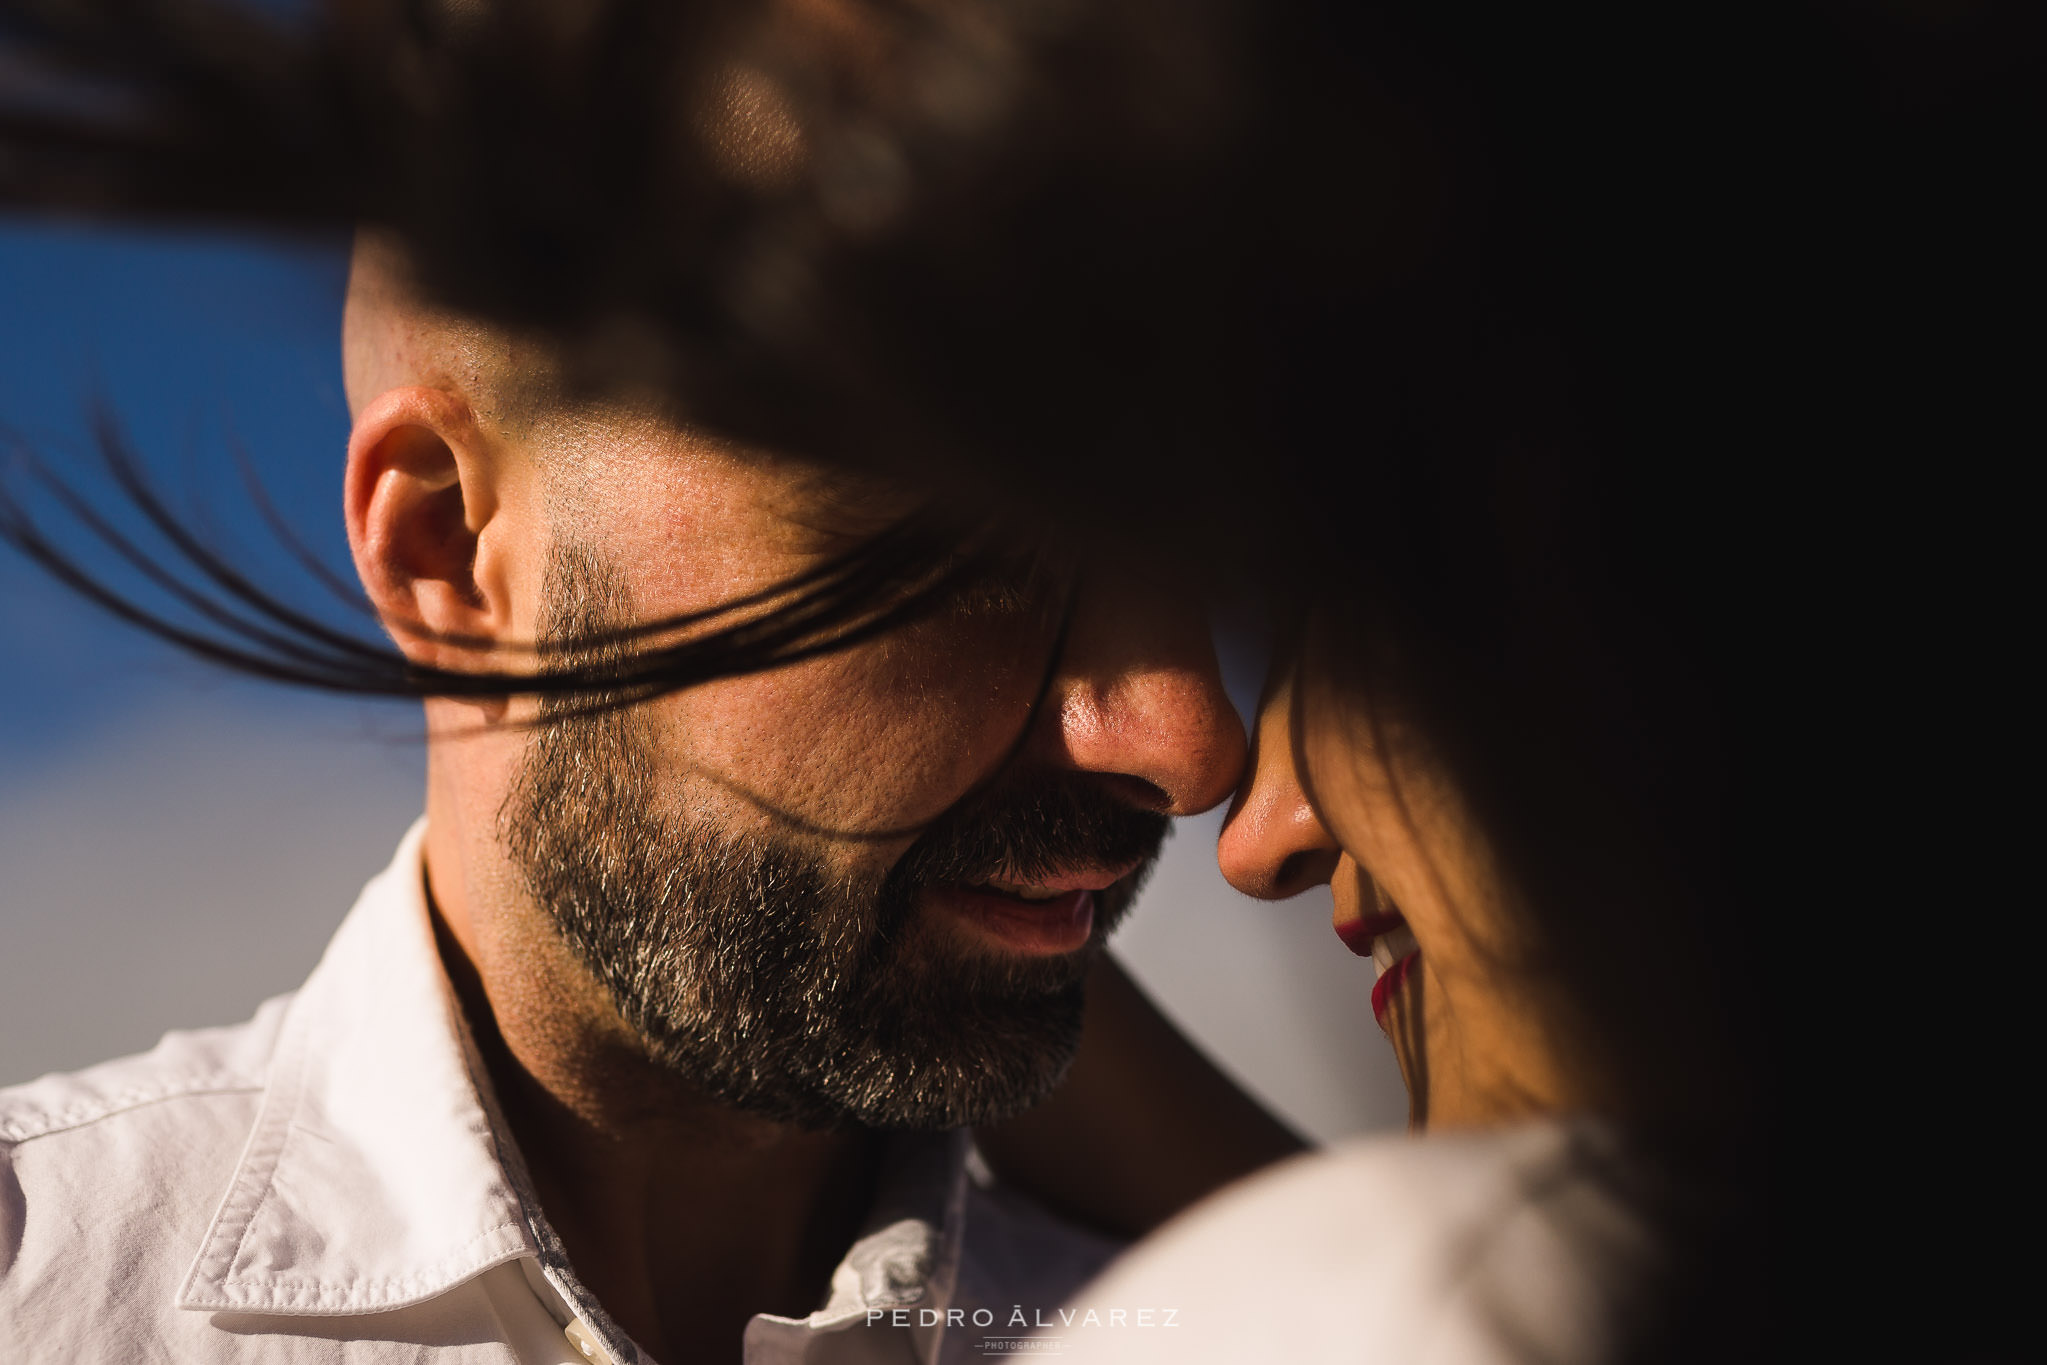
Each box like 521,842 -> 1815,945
1335,911 -> 1408,957
1371,950 -> 1419,1022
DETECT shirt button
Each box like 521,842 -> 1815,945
564,1317 -> 617,1365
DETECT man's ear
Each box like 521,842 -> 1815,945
344,386 -> 510,668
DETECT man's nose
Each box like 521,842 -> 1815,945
1024,571 -> 1246,816
1217,667 -> 1342,898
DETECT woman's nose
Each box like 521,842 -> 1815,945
1218,667 -> 1341,898
1025,569 -> 1246,816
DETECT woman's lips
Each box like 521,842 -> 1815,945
1370,947 -> 1419,1022
1369,923 -> 1418,978
1335,905 -> 1421,1023
1334,910 -> 1409,957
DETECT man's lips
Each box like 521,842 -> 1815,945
925,862 -> 1141,956
979,864 -> 1135,896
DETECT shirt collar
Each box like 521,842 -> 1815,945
176,818 -> 973,1357
177,818 -> 536,1315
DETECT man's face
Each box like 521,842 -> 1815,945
492,423 -> 1220,1129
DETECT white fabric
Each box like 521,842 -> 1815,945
0,819 -> 1117,1364
1042,1122 -> 1660,1364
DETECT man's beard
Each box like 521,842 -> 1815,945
500,541 -> 1169,1131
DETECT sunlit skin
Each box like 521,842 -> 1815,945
1216,638 -> 1591,1130
340,247 -> 1246,1362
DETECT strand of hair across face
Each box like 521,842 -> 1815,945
0,409 -> 1036,709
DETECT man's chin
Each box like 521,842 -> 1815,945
620,907 -> 1098,1133
645,987 -> 1089,1134
802,978 -> 1090,1131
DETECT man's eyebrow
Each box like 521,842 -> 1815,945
777,467 -> 926,546
931,541 -> 1072,620
793,463 -> 917,507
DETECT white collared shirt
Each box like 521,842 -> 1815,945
1044,1122 -> 1662,1365
0,820 -> 1118,1364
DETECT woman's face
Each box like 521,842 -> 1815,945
1216,634 -> 1586,1129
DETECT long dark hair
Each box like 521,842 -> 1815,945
1,0 -> 1254,704
0,397 -> 1058,711
2,1 -> 2032,1359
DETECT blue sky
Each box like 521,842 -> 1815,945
0,224 -> 434,1089
0,221 -> 372,764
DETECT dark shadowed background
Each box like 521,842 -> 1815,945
0,223 -> 1404,1142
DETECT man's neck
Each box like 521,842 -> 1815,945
429,901 -> 885,1363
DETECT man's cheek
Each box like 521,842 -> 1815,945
651,658 -> 1031,833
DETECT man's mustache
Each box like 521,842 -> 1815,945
888,772 -> 1171,891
